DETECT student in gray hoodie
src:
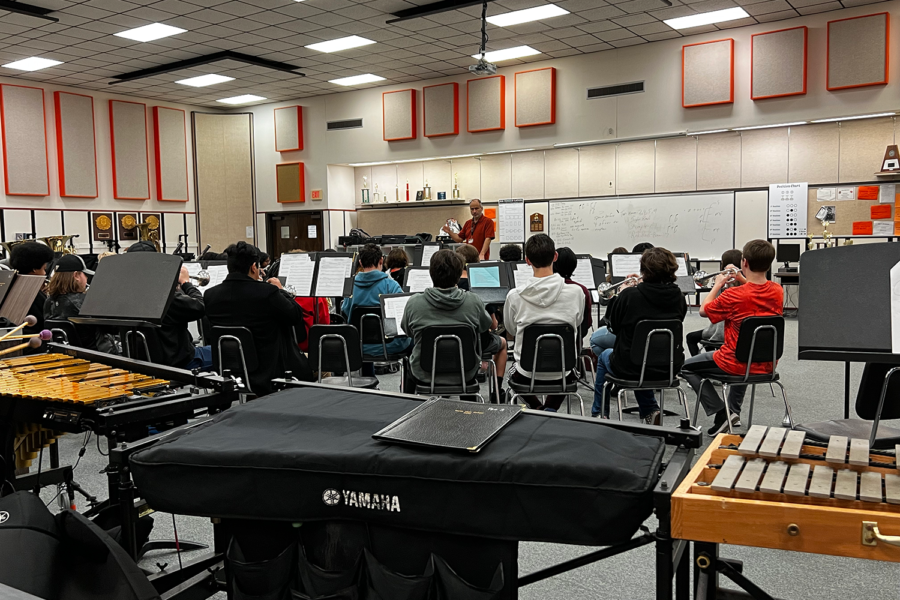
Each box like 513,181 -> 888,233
401,250 -> 507,399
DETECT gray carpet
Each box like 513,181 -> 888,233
30,313 -> 900,599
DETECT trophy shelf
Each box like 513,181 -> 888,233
355,198 -> 469,210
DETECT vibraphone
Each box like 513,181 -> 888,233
674,426 -> 900,598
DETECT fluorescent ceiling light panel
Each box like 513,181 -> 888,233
217,94 -> 266,105
306,36 -> 376,53
486,5 -> 569,27
664,7 -> 749,30
2,57 -> 62,71
329,73 -> 385,86
176,74 -> 234,87
473,46 -> 541,62
732,122 -> 806,130
115,23 -> 186,42
811,112 -> 895,123
690,129 -> 729,135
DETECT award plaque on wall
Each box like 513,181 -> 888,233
92,213 -> 114,241
530,213 -> 544,232
118,213 -> 138,240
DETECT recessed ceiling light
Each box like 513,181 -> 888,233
811,112 -> 895,123
732,122 -> 806,131
176,74 -> 234,87
115,23 -> 186,43
2,57 -> 62,71
664,7 -> 749,30
217,94 -> 267,105
472,45 -> 540,62
329,73 -> 386,86
690,129 -> 729,135
486,5 -> 569,27
306,36 -> 376,53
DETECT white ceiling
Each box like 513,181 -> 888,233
0,0 -> 887,107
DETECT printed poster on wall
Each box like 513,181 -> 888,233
768,182 -> 808,238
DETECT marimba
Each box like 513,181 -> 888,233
673,426 -> 900,562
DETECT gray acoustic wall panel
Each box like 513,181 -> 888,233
423,83 -> 458,137
109,100 -> 149,200
682,39 -> 734,108
467,75 -> 505,132
152,107 -> 189,202
0,85 -> 49,196
752,27 -> 807,100
274,105 -> 302,151
515,67 -> 556,127
54,92 -> 97,198
827,12 -> 888,90
383,89 -> 416,141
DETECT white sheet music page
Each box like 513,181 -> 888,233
610,254 -> 642,277
514,263 -> 534,289
570,258 -> 595,289
315,256 -> 353,297
183,262 -> 203,278
201,265 -> 229,294
383,295 -> 412,336
406,270 -> 433,293
420,245 -> 440,267
675,257 -> 689,277
892,261 -> 900,353
281,253 -> 314,297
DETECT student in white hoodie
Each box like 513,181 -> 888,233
504,234 -> 585,411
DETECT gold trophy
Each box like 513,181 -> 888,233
423,179 -> 431,200
452,173 -> 460,199
361,176 -> 370,204
373,183 -> 380,204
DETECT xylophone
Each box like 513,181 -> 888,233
673,426 -> 900,563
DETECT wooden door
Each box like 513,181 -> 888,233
267,211 -> 324,257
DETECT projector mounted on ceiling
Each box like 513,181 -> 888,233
469,1 -> 496,76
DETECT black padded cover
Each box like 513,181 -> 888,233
131,387 -> 665,546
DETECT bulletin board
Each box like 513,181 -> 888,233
805,186 -> 894,236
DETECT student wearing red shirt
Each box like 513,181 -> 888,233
682,239 -> 783,435
442,199 -> 495,260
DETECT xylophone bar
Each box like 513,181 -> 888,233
733,427 -> 881,467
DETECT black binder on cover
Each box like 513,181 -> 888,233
372,398 -> 523,453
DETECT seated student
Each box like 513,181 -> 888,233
205,241 -> 313,394
632,241 -> 654,253
10,242 -> 55,353
589,247 -> 686,423
553,247 -> 592,340
686,249 -> 742,356
591,245 -> 645,355
402,250 -> 507,400
682,240 -> 783,434
341,243 -> 411,358
259,252 -> 270,270
499,244 -> 522,262
384,247 -> 409,287
454,244 -> 480,291
505,235 -> 585,411
44,255 -> 115,353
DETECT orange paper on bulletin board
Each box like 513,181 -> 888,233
484,208 -> 496,219
895,221 -> 900,235
858,186 -> 880,200
871,205 -> 892,219
853,221 -> 874,235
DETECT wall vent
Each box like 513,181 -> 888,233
587,82 -> 644,99
327,118 -> 363,130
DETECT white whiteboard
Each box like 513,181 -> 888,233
548,192 -> 734,260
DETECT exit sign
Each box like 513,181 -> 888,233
310,189 -> 323,200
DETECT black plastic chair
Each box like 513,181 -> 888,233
797,363 -> 900,448
308,324 -> 378,389
210,325 -> 258,397
407,324 -> 483,401
350,306 -> 406,372
120,328 -> 162,363
689,315 -> 791,434
507,323 -> 583,415
602,320 -> 689,425
45,319 -> 82,346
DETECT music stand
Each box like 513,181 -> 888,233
0,273 -> 43,325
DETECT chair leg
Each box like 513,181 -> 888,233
508,392 -> 518,406
775,382 -> 794,429
723,383 -> 734,434
693,379 -> 708,426
476,394 -> 486,404
566,394 -> 571,415
617,389 -> 625,421
574,393 -> 584,416
601,381 -> 611,418
659,389 -> 665,427
747,385 -> 756,428
769,383 -> 776,397
676,387 -> 691,427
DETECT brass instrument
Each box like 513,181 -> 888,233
37,234 -> 78,255
190,270 -> 211,287
692,268 -> 738,286
597,276 -> 641,299
0,239 -> 29,258
137,221 -> 161,252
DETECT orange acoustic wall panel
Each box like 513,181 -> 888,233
152,107 -> 189,202
682,39 -> 734,108
467,75 -> 505,132
751,27 -> 807,100
274,105 -> 303,152
383,89 -> 416,141
0,84 -> 50,196
515,67 -> 556,127
276,162 -> 305,203
54,91 -> 98,198
109,99 -> 150,200
423,82 -> 458,137
827,12 -> 889,91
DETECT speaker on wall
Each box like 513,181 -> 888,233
827,12 -> 889,91
54,91 -> 98,198
152,107 -> 189,202
423,82 -> 458,137
682,39 -> 734,108
515,67 -> 556,127
383,89 -> 416,141
109,100 -> 150,200
276,162 -> 305,203
751,27 -> 807,100
0,85 -> 49,196
275,105 -> 303,152
467,75 -> 505,132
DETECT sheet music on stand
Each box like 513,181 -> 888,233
201,265 -> 229,294
281,253 -> 315,297
513,263 -> 534,289
420,244 -> 440,267
570,257 -> 595,289
382,294 -> 413,336
674,257 -> 689,277
609,254 -> 642,278
406,269 -> 433,293
314,255 -> 353,297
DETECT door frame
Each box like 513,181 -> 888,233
265,210 -> 325,256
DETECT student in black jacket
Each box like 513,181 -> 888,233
590,247 -> 687,424
204,241 -> 313,395
10,242 -> 54,353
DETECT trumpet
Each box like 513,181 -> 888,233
190,270 -> 211,286
693,268 -> 738,286
597,276 -> 641,299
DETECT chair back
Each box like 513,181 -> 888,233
349,306 -> 387,358
119,327 -> 163,363
417,325 -> 479,388
308,325 -> 363,379
630,319 -> 684,386
210,326 -> 258,390
855,363 -> 900,421
518,323 -> 578,380
734,316 -> 785,378
45,319 -> 81,346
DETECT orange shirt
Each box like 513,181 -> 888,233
705,280 -> 783,375
460,217 -> 495,259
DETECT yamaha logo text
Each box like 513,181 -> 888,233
322,489 -> 400,512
